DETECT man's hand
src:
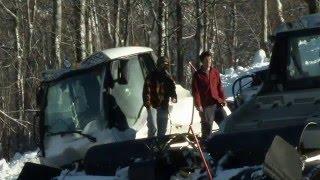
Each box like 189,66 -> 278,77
171,98 -> 177,103
221,101 -> 227,106
196,106 -> 203,112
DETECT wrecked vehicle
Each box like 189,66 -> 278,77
18,46 -> 201,175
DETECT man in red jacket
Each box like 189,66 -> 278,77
192,51 -> 226,140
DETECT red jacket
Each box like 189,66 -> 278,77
192,67 -> 225,108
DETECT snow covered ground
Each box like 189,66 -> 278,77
0,50 -> 269,180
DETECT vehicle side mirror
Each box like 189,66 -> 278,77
36,86 -> 44,107
117,61 -> 128,85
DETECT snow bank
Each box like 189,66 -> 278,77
0,150 -> 39,180
222,49 -> 269,101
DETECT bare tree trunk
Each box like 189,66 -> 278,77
157,0 -> 165,57
86,3 -> 93,55
304,0 -> 320,14
75,0 -> 87,63
0,0 -> 25,121
275,0 -> 285,24
130,18 -> 134,45
164,2 -> 170,60
203,0 -> 208,51
208,4 -> 214,52
213,4 -> 224,71
143,15 -> 150,46
52,0 -> 62,68
26,0 -> 37,61
113,0 -> 121,47
176,0 -> 183,84
226,2 -> 237,68
261,0 -> 268,53
91,0 -> 101,50
195,0 -> 203,60
106,4 -> 114,43
123,0 -> 131,46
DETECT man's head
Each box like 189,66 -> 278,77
157,56 -> 170,70
200,51 -> 212,70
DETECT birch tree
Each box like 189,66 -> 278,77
75,0 -> 87,63
176,0 -> 183,83
226,2 -> 237,68
26,0 -> 37,63
91,0 -> 101,51
203,0 -> 208,51
123,0 -> 131,46
275,0 -> 285,24
86,3 -> 93,55
113,0 -> 121,47
261,0 -> 268,53
304,0 -> 320,14
52,0 -> 62,68
157,0 -> 165,57
194,0 -> 203,58
0,0 -> 25,121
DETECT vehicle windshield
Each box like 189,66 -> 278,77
44,67 -> 104,134
288,34 -> 320,79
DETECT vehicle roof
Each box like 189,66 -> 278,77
274,13 -> 320,34
42,46 -> 153,83
102,46 -> 153,60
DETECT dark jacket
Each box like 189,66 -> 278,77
192,67 -> 225,108
143,70 -> 177,109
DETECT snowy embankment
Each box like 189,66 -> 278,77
0,50 -> 269,180
221,49 -> 269,101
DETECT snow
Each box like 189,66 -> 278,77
0,50 -> 270,179
222,50 -> 269,101
0,150 -> 39,180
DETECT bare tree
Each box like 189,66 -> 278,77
75,0 -> 87,63
275,0 -> 285,24
52,0 -> 62,68
164,2 -> 170,59
203,0 -> 208,51
157,0 -> 165,57
91,0 -> 101,50
176,0 -> 183,83
123,0 -> 131,46
113,0 -> 121,47
213,4 -> 224,71
0,0 -> 25,121
226,2 -> 237,68
26,0 -> 37,61
194,0 -> 203,58
105,3 -> 114,44
261,0 -> 268,53
86,3 -> 93,55
304,0 -> 320,14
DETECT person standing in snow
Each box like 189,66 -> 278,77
192,51 -> 226,140
143,56 -> 177,137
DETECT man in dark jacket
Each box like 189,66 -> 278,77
192,51 -> 226,140
143,57 -> 177,137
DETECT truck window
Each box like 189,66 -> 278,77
45,67 -> 104,134
110,55 -> 145,127
288,35 -> 320,79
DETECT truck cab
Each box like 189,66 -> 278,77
37,47 -> 158,167
223,27 -> 320,133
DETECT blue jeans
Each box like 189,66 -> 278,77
147,107 -> 169,137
